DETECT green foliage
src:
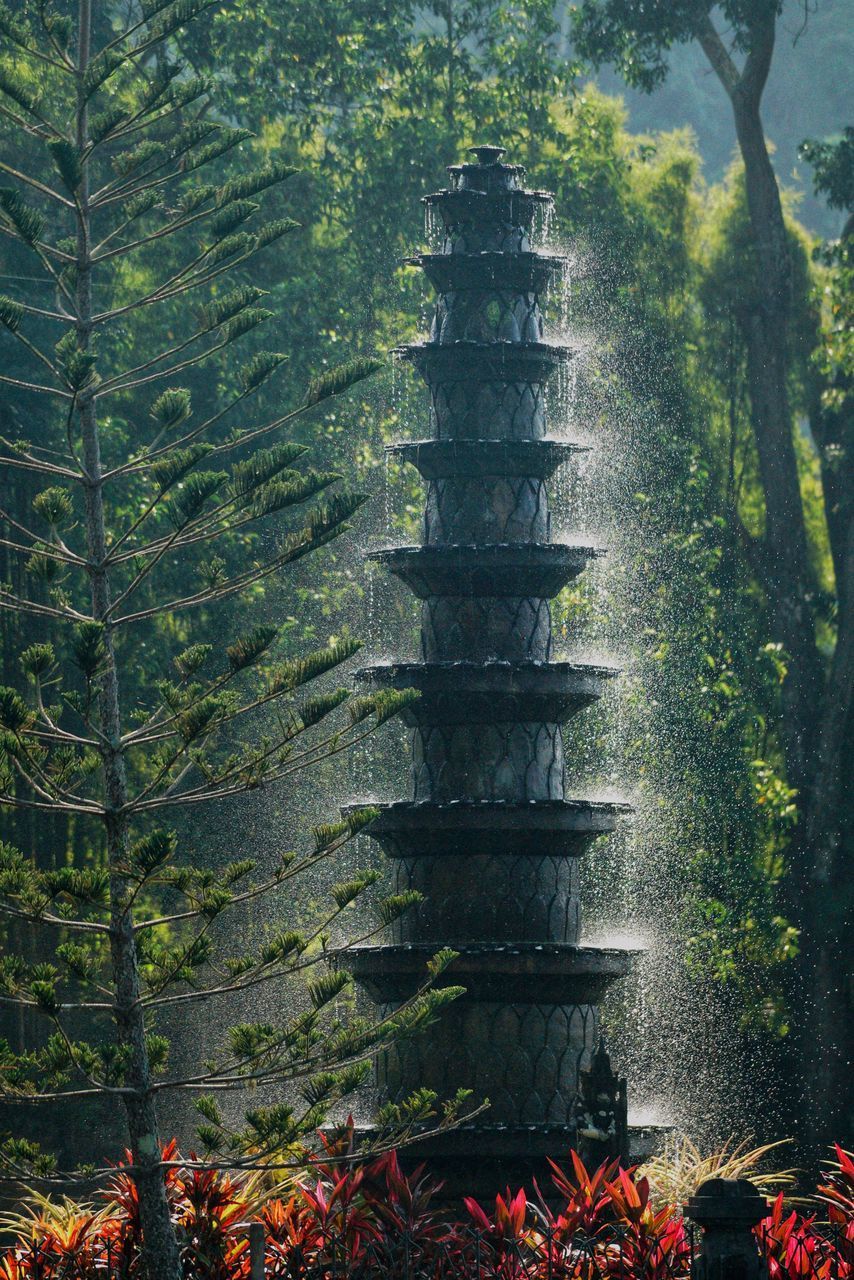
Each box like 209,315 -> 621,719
150,387 -> 192,431
0,0 -> 447,1220
0,186 -> 44,243
303,357 -> 384,408
32,488 -> 73,528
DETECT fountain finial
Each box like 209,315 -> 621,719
468,144 -> 506,165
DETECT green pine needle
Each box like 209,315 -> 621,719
303,356 -> 383,408
297,687 -> 349,730
0,687 -> 34,733
377,891 -> 423,926
226,624 -> 279,672
146,0 -> 221,45
0,187 -> 45,245
221,307 -> 273,344
267,637 -> 361,695
71,622 -> 106,679
306,969 -> 351,1010
0,294 -> 24,332
47,139 -> 82,194
129,830 -> 177,875
147,444 -> 213,493
82,48 -> 125,100
210,199 -> 259,238
205,231 -> 252,267
89,105 -> 126,145
214,160 -> 299,209
19,643 -> 55,680
228,443 -> 306,497
238,350 -> 287,392
202,284 -> 268,331
186,128 -> 253,174
255,217 -> 300,249
250,471 -> 340,520
165,470 -> 227,528
173,643 -> 212,676
331,871 -> 379,910
123,189 -> 162,221
32,487 -> 73,527
150,386 -> 191,430
0,66 -> 40,116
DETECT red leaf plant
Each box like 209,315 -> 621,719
2,1140 -> 853,1280
461,1186 -> 536,1280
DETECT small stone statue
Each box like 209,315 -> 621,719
573,1039 -> 629,1165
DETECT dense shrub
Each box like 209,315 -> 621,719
1,1137 -> 851,1279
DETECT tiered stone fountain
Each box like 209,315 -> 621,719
349,146 -> 636,1194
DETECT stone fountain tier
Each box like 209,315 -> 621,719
342,798 -> 630,859
355,660 -> 617,725
344,942 -> 636,1004
405,251 -> 566,294
386,438 -> 588,480
369,542 -> 601,597
395,340 -> 570,386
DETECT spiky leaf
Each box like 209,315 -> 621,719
303,356 -> 382,408
201,285 -> 268,331
306,969 -> 351,1010
250,472 -> 339,519
228,444 -> 306,497
226,625 -> 278,672
150,386 -> 191,431
32,487 -> 73,527
55,331 -> 97,390
0,67 -> 39,115
123,189 -> 162,221
0,294 -> 24,332
377,891 -> 423,926
186,128 -> 253,174
47,139 -> 81,193
0,687 -> 33,733
210,199 -> 259,238
129,830 -> 177,876
173,643 -> 212,677
19,644 -> 55,679
147,444 -> 213,494
268,637 -> 361,695
165,470 -> 227,528
238,351 -> 287,392
83,48 -> 126,99
71,622 -> 106,678
331,872 -> 379,910
255,218 -> 300,249
0,188 -> 44,244
297,688 -> 349,730
214,161 -> 298,209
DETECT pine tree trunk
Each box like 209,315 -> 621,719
75,2 -> 181,1274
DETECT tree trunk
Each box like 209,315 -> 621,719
75,2 -> 181,1275
698,12 -> 852,1159
729,84 -> 822,799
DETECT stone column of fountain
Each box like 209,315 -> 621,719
349,146 -> 636,1195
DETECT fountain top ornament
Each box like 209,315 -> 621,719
345,143 -> 653,1195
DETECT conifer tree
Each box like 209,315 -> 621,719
0,3 -> 468,1275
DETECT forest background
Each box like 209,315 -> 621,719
0,0 -> 851,1178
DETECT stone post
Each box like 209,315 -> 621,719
686,1178 -> 770,1280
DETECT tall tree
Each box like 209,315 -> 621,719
569,0 -> 853,1153
0,2 -> 468,1275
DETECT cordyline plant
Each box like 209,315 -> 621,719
2,1136 -> 852,1280
0,2 -> 471,1276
